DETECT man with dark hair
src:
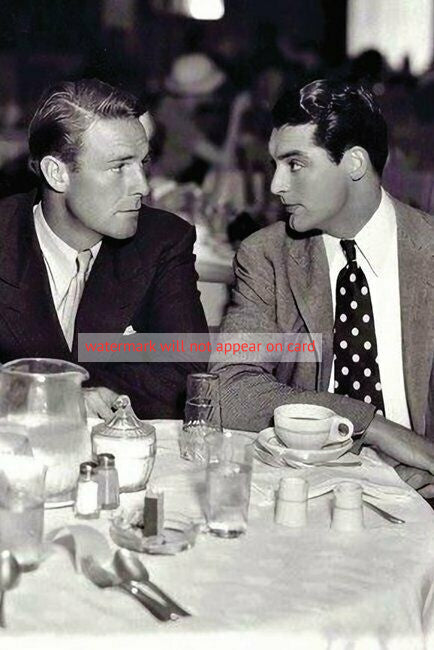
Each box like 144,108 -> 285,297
212,79 -> 434,491
0,78 -> 207,419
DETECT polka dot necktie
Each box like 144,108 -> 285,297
333,239 -> 385,414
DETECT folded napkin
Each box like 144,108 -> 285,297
307,475 -> 412,502
249,447 -> 418,507
48,525 -> 112,573
306,448 -> 416,502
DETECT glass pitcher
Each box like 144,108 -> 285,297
0,358 -> 90,504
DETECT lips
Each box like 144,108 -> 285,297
119,202 -> 142,212
282,203 -> 300,214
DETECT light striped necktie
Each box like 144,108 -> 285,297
60,249 -> 92,350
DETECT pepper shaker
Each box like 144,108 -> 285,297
97,453 -> 120,510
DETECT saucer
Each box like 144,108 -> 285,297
257,427 -> 353,464
45,499 -> 74,510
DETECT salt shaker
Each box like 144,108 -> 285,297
331,482 -> 364,532
97,453 -> 120,510
275,477 -> 308,527
74,462 -> 100,519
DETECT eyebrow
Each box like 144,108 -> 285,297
106,154 -> 134,163
106,152 -> 151,164
275,149 -> 307,160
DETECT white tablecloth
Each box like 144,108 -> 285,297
4,420 -> 434,650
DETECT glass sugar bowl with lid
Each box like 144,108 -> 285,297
91,396 -> 156,493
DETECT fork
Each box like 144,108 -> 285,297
82,556 -> 176,621
363,499 -> 406,524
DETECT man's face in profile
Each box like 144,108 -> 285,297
269,122 -> 351,236
64,117 -> 150,240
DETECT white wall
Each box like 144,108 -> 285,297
347,0 -> 434,75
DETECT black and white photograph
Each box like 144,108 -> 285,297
0,1 -> 433,648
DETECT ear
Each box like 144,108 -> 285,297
343,146 -> 369,181
139,112 -> 155,140
39,155 -> 70,192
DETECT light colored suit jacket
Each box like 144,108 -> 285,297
212,197 -> 434,437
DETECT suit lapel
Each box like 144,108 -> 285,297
73,233 -> 154,353
284,232 -> 334,389
0,192 -> 72,358
395,199 -> 432,433
0,194 -> 159,359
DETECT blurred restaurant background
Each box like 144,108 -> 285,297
0,0 -> 433,324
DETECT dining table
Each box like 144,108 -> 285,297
193,224 -> 234,328
3,419 -> 434,650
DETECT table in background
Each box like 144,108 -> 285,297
194,227 -> 234,327
4,419 -> 434,650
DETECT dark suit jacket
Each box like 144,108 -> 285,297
212,196 -> 434,438
0,191 -> 208,418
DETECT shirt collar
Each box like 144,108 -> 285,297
354,188 -> 396,276
322,188 -> 396,277
33,201 -> 102,296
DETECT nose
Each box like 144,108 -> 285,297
270,165 -> 289,197
130,164 -> 149,198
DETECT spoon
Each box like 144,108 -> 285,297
0,550 -> 21,628
113,549 -> 191,617
82,556 -> 174,622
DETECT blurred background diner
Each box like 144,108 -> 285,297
0,0 -> 433,326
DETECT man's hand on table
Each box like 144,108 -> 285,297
83,386 -> 119,420
364,414 -> 434,494
394,465 -> 434,498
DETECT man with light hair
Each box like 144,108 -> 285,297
0,78 -> 207,418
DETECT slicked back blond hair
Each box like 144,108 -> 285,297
28,78 -> 143,176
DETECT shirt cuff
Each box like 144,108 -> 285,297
350,409 -> 378,455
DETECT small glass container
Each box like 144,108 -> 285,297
74,462 -> 100,519
91,396 -> 156,493
97,453 -> 120,510
180,373 -> 222,464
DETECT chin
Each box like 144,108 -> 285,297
114,227 -> 137,239
111,219 -> 139,239
290,213 -> 309,233
290,211 -> 325,234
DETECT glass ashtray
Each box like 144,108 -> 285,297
110,507 -> 200,555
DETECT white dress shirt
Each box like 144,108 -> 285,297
323,189 -> 411,428
33,202 -> 101,344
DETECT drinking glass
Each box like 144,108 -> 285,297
0,455 -> 46,570
180,373 -> 222,463
205,432 -> 253,538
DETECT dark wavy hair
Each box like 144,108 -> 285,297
28,78 -> 144,177
272,79 -> 388,176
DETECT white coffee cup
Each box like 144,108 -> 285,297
274,404 -> 354,450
